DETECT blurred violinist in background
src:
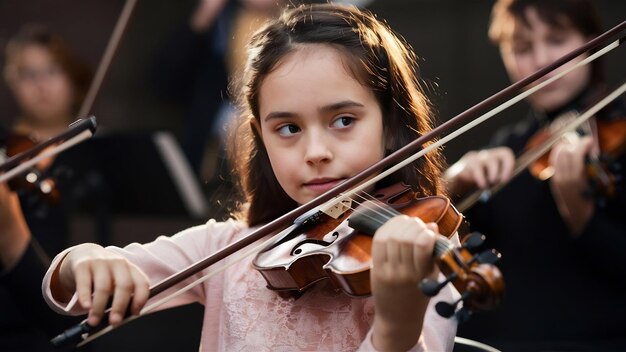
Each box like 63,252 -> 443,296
2,24 -> 91,255
1,24 -> 91,351
445,0 -> 626,350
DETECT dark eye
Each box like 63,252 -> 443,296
547,34 -> 567,46
277,124 -> 301,136
331,116 -> 354,128
512,43 -> 531,55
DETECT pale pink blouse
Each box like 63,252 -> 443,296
43,219 -> 459,351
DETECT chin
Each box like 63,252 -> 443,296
529,93 -> 571,113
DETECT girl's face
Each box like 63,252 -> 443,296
498,7 -> 591,112
6,44 -> 75,124
258,44 -> 385,205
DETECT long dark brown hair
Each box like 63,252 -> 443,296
489,0 -> 605,86
229,4 -> 446,226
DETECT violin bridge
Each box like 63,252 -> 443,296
321,199 -> 353,219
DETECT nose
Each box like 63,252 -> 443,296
304,130 -> 333,165
532,43 -> 552,69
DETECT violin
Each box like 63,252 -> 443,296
526,108 -> 626,200
4,132 -> 62,204
253,182 -> 504,317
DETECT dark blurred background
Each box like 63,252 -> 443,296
1,0 -> 623,161
0,0 -> 623,351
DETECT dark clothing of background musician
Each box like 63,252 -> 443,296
0,128 -> 87,352
457,87 -> 626,351
0,242 -> 82,352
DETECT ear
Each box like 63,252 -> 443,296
250,118 -> 263,141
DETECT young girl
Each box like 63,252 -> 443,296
43,4 -> 459,351
447,0 -> 626,350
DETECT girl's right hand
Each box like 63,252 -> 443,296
444,147 -> 515,196
56,244 -> 150,327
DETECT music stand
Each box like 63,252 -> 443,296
57,130 -> 209,219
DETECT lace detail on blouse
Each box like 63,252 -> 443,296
42,219 -> 457,351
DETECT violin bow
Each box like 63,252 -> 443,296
0,117 -> 97,184
51,19 -> 626,348
78,0 -> 138,118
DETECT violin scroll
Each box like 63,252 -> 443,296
419,232 -> 504,321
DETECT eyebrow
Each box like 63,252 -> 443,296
264,100 -> 365,122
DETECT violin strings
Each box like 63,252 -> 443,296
344,191 -> 401,228
353,191 -> 400,218
343,192 -> 453,255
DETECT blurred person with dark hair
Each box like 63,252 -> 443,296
1,24 -> 91,351
3,24 -> 93,255
4,24 -> 91,141
446,1 -> 626,350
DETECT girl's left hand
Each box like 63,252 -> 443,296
370,215 -> 439,351
549,135 -> 595,237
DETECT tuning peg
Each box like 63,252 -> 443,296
419,272 -> 457,297
435,301 -> 456,318
462,232 -> 485,252
475,249 -> 501,265
435,291 -> 471,318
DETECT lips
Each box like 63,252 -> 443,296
303,178 -> 344,194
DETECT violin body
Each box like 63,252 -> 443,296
4,132 -> 61,204
525,107 -> 626,199
253,183 -> 464,297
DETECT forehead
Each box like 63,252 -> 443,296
258,44 -> 375,113
10,44 -> 54,65
502,7 -> 576,41
267,44 -> 359,82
